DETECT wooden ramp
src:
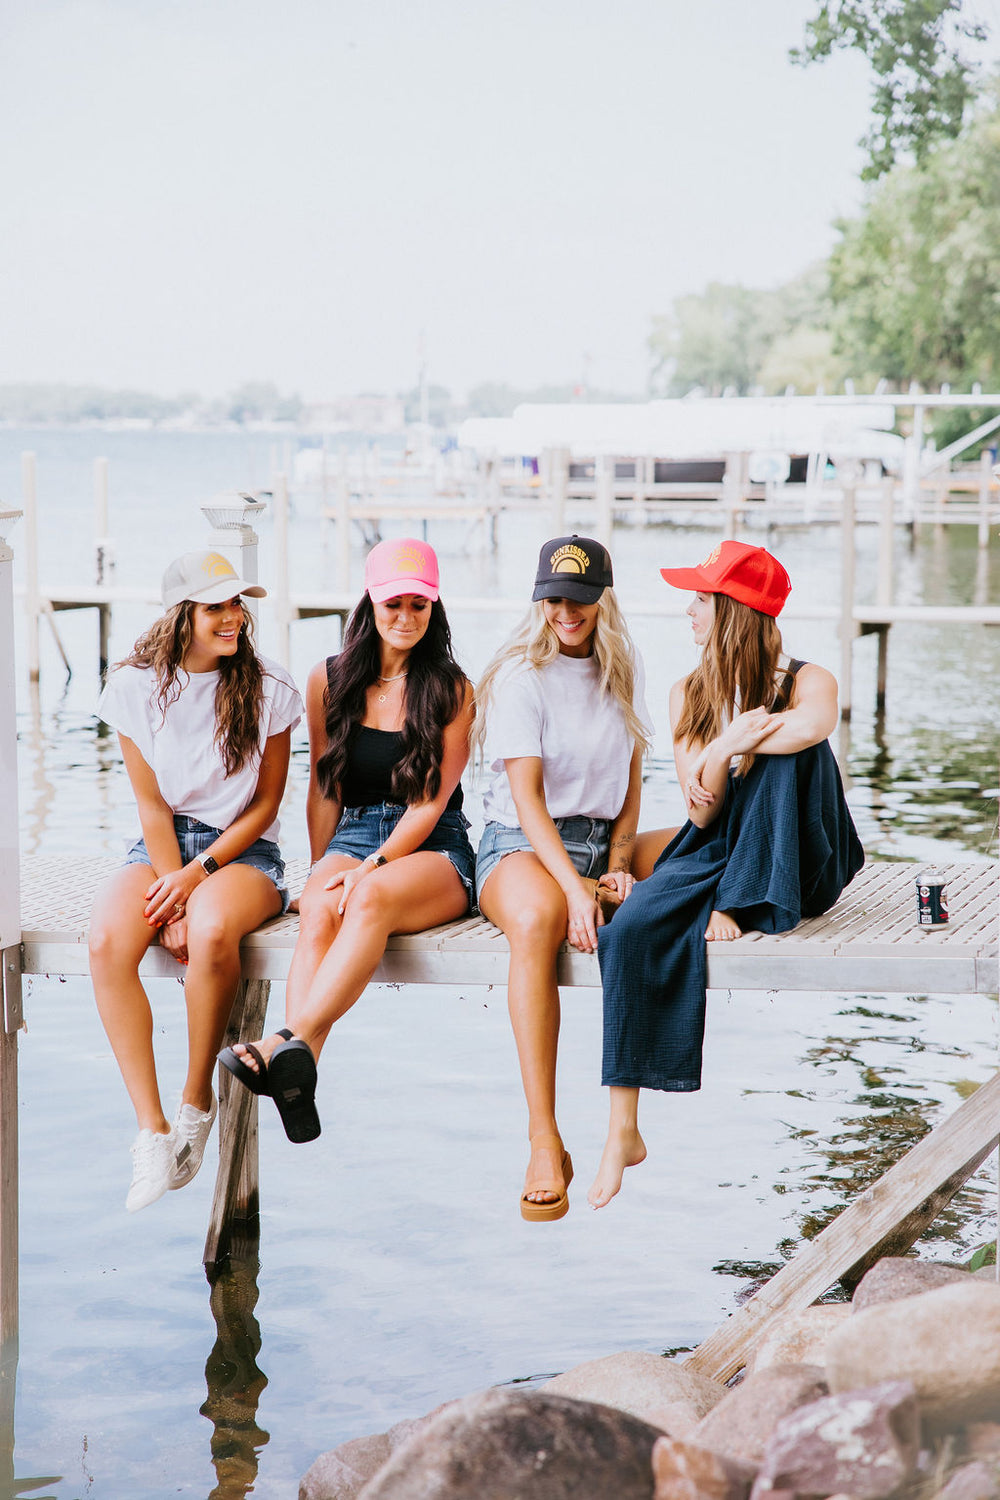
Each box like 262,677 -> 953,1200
18,856 -> 999,994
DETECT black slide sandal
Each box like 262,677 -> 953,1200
217,1027 -> 293,1097
268,1039 -> 321,1142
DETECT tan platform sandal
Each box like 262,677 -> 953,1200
521,1134 -> 574,1223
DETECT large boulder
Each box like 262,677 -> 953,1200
825,1281 -> 1000,1431
935,1462 -> 1000,1500
850,1257 -> 972,1314
301,1407 -> 453,1500
751,1380 -> 919,1500
692,1365 -> 829,1465
744,1305 -> 851,1374
543,1351 -> 726,1437
652,1435 -> 757,1500
356,1386 -> 665,1500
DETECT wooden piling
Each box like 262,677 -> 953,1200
839,475 -> 858,720
204,978 -> 270,1273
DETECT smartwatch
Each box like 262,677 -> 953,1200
198,853 -> 220,875
367,853 -> 388,868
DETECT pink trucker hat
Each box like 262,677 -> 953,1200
364,537 -> 440,604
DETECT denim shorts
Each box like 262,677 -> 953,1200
124,815 -> 291,913
475,815 -> 611,899
324,802 -> 476,910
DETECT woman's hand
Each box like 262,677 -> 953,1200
323,861 -> 371,916
159,914 -> 189,965
565,881 -> 601,953
144,866 -> 203,930
684,746 -> 716,809
719,707 -> 783,759
597,870 -> 635,902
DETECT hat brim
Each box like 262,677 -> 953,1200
367,578 -> 440,604
168,578 -> 267,607
659,566 -> 711,593
532,579 -> 606,605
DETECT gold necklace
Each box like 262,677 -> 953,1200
376,672 -> 407,705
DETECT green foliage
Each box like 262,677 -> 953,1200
791,0 -> 987,180
225,381 -> 302,423
829,93 -> 1000,388
649,264 -> 839,396
968,1241 -> 997,1270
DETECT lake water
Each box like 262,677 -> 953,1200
1,428 -> 998,1499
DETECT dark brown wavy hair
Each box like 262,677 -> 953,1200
674,592 -> 792,776
316,593 -> 466,804
117,600 -> 265,775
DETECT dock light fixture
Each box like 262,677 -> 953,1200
200,491 -> 267,531
0,508 -> 22,548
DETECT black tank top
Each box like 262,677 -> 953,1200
326,660 -> 464,811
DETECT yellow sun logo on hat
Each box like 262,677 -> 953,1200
549,543 -> 590,574
701,545 -> 722,567
390,544 -> 428,575
202,552 -> 237,579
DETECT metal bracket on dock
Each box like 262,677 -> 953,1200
2,950 -> 22,1034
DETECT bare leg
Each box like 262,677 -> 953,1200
588,1086 -> 646,1209
89,865 -> 169,1134
631,827 -> 681,880
705,910 -> 741,941
182,865 -> 281,1110
479,853 -> 570,1206
234,851 -> 469,1071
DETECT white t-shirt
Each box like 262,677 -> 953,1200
99,655 -> 303,843
481,650 -> 651,828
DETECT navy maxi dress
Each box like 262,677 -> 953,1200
598,732 -> 864,1093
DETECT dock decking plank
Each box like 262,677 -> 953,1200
16,855 -> 999,996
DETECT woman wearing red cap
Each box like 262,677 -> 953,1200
473,535 -> 651,1220
220,538 -> 475,1144
589,541 -> 863,1209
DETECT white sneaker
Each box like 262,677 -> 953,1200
127,1128 -> 178,1213
169,1092 -> 218,1190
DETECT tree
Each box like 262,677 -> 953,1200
828,90 -> 1000,390
791,0 -> 987,180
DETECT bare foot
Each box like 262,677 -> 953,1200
231,1031 -> 289,1077
705,909 -> 741,941
587,1127 -> 647,1209
523,1136 -> 569,1205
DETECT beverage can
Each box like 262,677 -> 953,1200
916,872 -> 949,928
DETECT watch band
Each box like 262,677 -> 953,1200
367,853 -> 387,868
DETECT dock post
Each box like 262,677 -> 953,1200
594,454 -> 614,546
874,477 -> 895,711
94,457 -> 112,678
204,978 -> 270,1272
978,448 -> 992,550
549,448 -> 568,536
0,506 -> 23,1362
272,473 -> 291,668
21,454 -> 39,684
838,468 -> 859,720
336,467 -> 351,590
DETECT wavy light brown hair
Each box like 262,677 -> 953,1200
471,587 -> 651,764
674,592 -> 792,777
117,600 -> 265,775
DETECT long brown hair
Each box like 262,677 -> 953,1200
316,593 -> 467,804
674,592 -> 790,776
118,600 -> 265,775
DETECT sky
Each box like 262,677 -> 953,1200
2,0 -> 999,402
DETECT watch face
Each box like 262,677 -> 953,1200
202,855 -> 220,874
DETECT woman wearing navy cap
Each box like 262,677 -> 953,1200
589,541 -> 864,1209
472,535 -> 651,1220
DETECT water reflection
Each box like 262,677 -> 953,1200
200,1260 -> 269,1500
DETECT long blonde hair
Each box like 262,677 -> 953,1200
471,587 -> 650,763
674,592 -> 790,776
117,600 -> 265,775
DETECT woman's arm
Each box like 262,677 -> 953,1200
142,727 -> 292,928
503,756 -> 605,952
120,734 -> 185,879
597,742 -> 643,901
305,659 -> 342,865
671,663 -> 839,830
327,680 -> 475,909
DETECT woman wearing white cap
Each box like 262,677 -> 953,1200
219,537 -> 475,1145
89,550 -> 303,1212
472,535 -> 651,1221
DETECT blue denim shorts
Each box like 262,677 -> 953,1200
124,815 -> 290,913
325,802 -> 476,910
475,815 -> 611,899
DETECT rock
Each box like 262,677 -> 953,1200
825,1281 -> 1000,1432
652,1435 -> 757,1500
300,1404 -> 455,1500
937,1461 -> 1000,1500
850,1257 -> 972,1313
751,1380 -> 919,1500
745,1306 -> 851,1373
357,1386 -> 665,1499
542,1351 -> 727,1437
692,1365 -> 829,1465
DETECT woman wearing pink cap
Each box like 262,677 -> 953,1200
589,541 -> 863,1209
220,537 -> 475,1143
